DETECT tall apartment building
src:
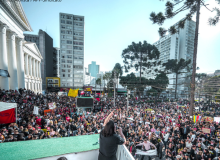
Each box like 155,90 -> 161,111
59,13 -> 84,88
88,61 -> 100,78
144,19 -> 196,98
24,29 -> 55,90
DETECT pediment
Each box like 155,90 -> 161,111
24,42 -> 43,59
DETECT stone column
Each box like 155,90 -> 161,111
29,56 -> 32,77
16,38 -> 25,89
25,54 -> 29,76
7,31 -> 18,90
36,60 -> 38,78
33,58 -> 35,78
38,61 -> 41,78
0,24 -> 9,90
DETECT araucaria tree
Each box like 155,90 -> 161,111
163,58 -> 191,99
149,0 -> 220,116
122,41 -> 161,96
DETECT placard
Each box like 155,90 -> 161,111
202,127 -> 211,134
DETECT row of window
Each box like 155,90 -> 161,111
60,50 -> 83,54
61,45 -> 83,50
61,40 -> 84,45
61,64 -> 83,69
61,33 -> 83,39
61,59 -> 83,64
60,15 -> 83,21
61,55 -> 83,59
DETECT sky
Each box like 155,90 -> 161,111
21,0 -> 220,74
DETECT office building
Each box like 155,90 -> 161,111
0,0 -> 42,93
59,13 -> 84,88
88,61 -> 100,78
53,47 -> 60,77
24,29 -> 55,91
144,19 -> 196,98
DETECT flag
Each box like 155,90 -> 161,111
193,115 -> 201,123
68,88 -> 79,97
33,106 -> 39,115
0,108 -> 15,124
96,98 -> 100,101
80,91 -> 84,95
48,102 -> 56,110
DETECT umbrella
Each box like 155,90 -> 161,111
156,114 -> 163,118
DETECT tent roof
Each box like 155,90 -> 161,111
0,102 -> 17,112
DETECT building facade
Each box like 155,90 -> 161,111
0,0 -> 42,93
23,42 -> 43,92
143,19 -> 196,98
54,47 -> 60,77
88,61 -> 100,78
24,29 -> 54,91
59,13 -> 84,88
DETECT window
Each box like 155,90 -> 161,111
61,25 -> 66,29
66,26 -> 72,29
67,21 -> 72,24
62,55 -> 65,58
67,31 -> 72,34
67,45 -> 72,49
62,69 -> 65,72
62,35 -> 65,39
67,55 -> 72,58
61,40 -> 65,44
68,74 -> 72,77
67,65 -> 71,68
67,50 -> 72,54
61,60 -> 65,63
62,64 -> 66,68
67,40 -> 72,44
61,45 -> 66,48
61,50 -> 66,53
61,20 -> 65,24
66,35 -> 72,39
61,30 -> 65,34
68,69 -> 71,73
66,15 -> 72,19
61,15 -> 65,18
67,60 -> 72,63
74,18 -> 78,20
63,74 -> 65,77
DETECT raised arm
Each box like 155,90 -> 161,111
103,111 -> 114,126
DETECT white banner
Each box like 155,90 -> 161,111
136,149 -> 157,156
33,106 -> 39,115
214,117 -> 220,123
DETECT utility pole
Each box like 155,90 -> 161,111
127,89 -> 130,112
114,71 -> 116,108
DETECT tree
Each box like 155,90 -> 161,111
103,72 -> 112,94
148,72 -> 169,102
122,41 -> 161,96
163,58 -> 191,99
96,78 -> 101,94
150,0 -> 220,116
119,72 -> 148,93
112,63 -> 123,89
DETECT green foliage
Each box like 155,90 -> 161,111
96,78 -> 101,86
119,72 -> 148,91
112,63 -> 123,78
150,0 -> 220,37
163,58 -> 191,98
146,88 -> 158,97
163,58 -> 191,74
148,72 -> 169,98
121,41 -> 161,76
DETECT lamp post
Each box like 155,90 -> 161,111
114,71 -> 116,108
127,89 -> 130,112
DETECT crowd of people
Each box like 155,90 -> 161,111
1,88 -> 220,160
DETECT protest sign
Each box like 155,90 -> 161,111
202,127 -> 211,134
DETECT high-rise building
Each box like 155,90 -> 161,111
143,19 -> 196,98
88,61 -> 100,78
59,13 -> 84,88
24,29 -> 55,91
53,47 -> 60,77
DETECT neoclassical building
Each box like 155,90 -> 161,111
0,0 -> 42,93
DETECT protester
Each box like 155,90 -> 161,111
1,88 -> 220,160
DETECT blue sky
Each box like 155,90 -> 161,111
22,0 -> 220,74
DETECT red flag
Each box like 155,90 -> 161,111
96,98 -> 100,101
0,108 -> 15,124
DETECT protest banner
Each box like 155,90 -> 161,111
202,127 -> 211,134
44,109 -> 52,116
48,102 -> 56,110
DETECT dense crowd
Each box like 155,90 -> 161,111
1,88 -> 220,160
